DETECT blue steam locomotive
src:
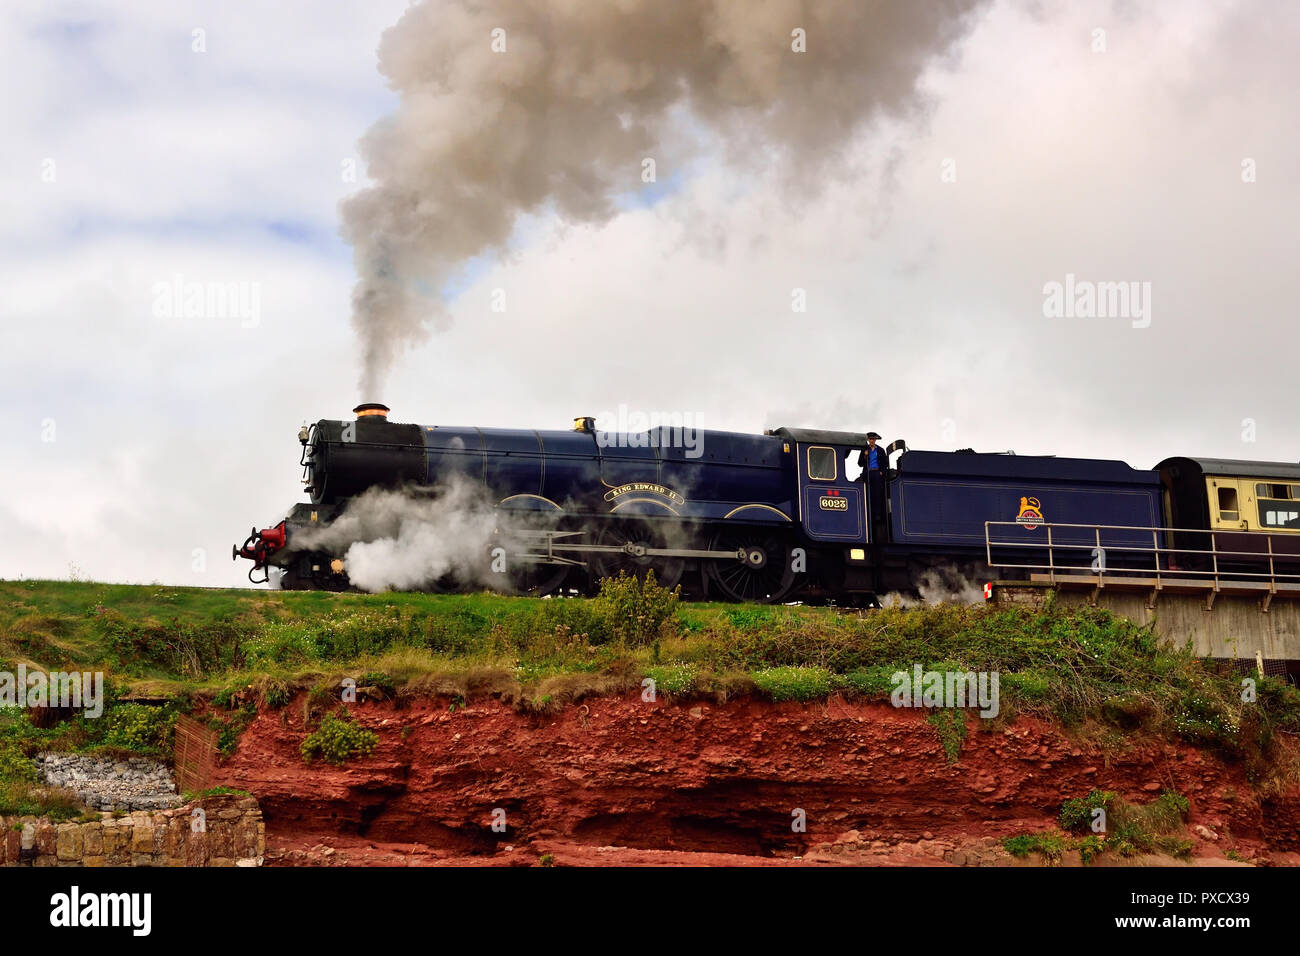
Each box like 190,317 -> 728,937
233,404 -> 1300,602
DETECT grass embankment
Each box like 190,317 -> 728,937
1,575 -> 1298,818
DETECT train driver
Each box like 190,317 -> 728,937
857,432 -> 886,475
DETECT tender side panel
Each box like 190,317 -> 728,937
891,451 -> 1162,564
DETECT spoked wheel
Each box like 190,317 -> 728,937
706,527 -> 797,603
592,521 -> 684,591
489,510 -> 572,598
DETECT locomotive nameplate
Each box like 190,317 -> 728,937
819,495 -> 848,511
603,482 -> 686,506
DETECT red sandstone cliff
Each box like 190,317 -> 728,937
213,694 -> 1300,867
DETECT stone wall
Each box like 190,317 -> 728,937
0,794 -> 263,867
37,753 -> 181,811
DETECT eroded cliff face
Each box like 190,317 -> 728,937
213,694 -> 1300,866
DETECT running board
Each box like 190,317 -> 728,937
501,529 -> 746,564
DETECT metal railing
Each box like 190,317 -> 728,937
983,521 -> 1300,592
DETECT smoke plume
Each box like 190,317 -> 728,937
290,478 -> 501,592
342,0 -> 989,395
881,563 -> 988,608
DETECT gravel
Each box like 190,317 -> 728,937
36,753 -> 182,811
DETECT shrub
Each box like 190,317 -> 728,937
591,571 -> 681,646
1171,692 -> 1240,751
1059,789 -> 1117,833
1155,835 -> 1193,858
208,705 -> 258,758
1101,693 -> 1156,729
1000,670 -> 1052,701
255,677 -> 292,709
102,704 -> 176,755
0,740 -> 37,783
300,708 -> 378,765
1058,788 -> 1190,857
752,666 -> 833,702
93,612 -> 245,676
1077,834 -> 1106,865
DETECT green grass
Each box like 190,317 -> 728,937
1008,789 -> 1194,864
643,662 -> 698,698
1057,788 -> 1192,857
927,709 -> 968,763
1,578 -> 1299,785
751,665 -> 835,702
1003,831 -> 1071,863
182,786 -> 251,801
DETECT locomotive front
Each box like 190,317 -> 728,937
233,403 -> 429,587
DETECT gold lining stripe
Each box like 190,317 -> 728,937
498,494 -> 563,511
610,497 -> 680,516
722,504 -> 792,521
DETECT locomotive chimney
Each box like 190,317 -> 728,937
353,403 -> 390,420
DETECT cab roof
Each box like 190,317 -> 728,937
768,426 -> 880,447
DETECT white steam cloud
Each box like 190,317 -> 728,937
881,564 -> 988,608
290,478 -> 500,592
341,0 -> 991,395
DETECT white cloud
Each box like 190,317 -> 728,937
2,0 -> 1298,586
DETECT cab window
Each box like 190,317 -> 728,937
844,450 -> 863,482
807,446 -> 837,481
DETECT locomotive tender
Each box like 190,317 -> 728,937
233,404 -> 1300,602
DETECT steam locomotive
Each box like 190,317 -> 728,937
233,404 -> 1300,602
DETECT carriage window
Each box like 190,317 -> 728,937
1257,482 -> 1300,528
1217,486 -> 1239,522
807,446 -> 837,481
1256,483 -> 1298,500
1259,504 -> 1300,528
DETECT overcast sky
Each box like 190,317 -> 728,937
2,0 -> 1297,587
